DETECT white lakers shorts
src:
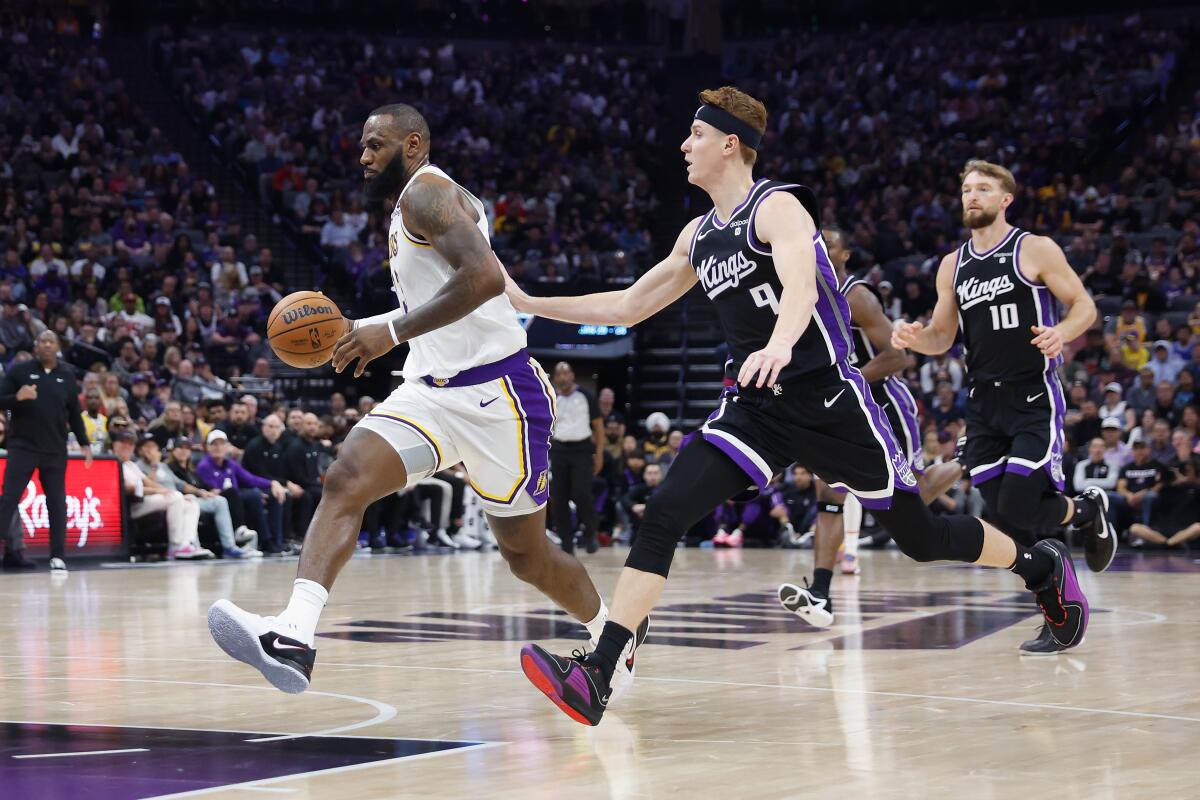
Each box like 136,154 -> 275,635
356,350 -> 556,517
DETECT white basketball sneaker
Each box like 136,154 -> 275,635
607,616 -> 650,702
208,599 -> 315,694
778,581 -> 834,628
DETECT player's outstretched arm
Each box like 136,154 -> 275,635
848,285 -> 908,383
1022,234 -> 1097,360
892,252 -> 958,355
738,191 -> 817,388
503,218 -> 701,327
332,175 -> 504,377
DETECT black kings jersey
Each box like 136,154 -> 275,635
952,227 -> 1062,381
841,276 -> 887,379
689,179 -> 852,382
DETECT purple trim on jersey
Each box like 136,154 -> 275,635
1011,232 -> 1042,288
711,179 -> 768,229
966,226 -> 1020,260
813,239 -> 853,363
506,362 -> 556,505
745,182 -> 798,252
688,210 -> 713,263
421,349 -> 529,387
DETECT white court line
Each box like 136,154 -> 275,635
0,676 -> 395,741
13,747 -> 149,759
143,742 -> 505,800
3,647 -> 1198,726
241,788 -> 296,794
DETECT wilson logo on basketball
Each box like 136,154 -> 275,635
281,303 -> 335,325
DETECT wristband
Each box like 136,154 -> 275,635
387,318 -> 400,346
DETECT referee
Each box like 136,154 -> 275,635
549,362 -> 604,554
0,331 -> 91,573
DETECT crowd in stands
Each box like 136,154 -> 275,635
154,28 -> 664,317
1,10 -> 1198,560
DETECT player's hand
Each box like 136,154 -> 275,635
891,319 -> 923,350
286,480 -> 305,498
738,341 -> 791,389
332,322 -> 399,379
593,451 -> 604,476
16,384 -> 37,402
498,259 -> 531,312
269,480 -> 287,504
83,449 -> 93,468
1031,325 -> 1064,359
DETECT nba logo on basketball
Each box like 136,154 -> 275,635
309,329 -> 321,349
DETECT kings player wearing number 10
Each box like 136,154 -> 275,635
508,87 -> 1094,727
891,161 -> 1117,655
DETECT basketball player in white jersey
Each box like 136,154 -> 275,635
208,104 -> 645,694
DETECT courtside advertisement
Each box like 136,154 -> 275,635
0,455 -> 125,558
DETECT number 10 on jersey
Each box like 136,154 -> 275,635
989,302 -> 1018,330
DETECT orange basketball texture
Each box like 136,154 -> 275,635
267,291 -> 345,368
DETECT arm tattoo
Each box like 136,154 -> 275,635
393,177 -> 504,341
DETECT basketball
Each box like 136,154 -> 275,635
267,291 -> 345,369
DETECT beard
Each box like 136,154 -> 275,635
962,207 -> 999,229
364,155 -> 410,204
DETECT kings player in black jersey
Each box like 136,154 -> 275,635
778,227 -> 967,627
893,160 -> 1116,655
505,89 -> 1089,727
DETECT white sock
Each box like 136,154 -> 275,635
843,495 -> 862,557
583,598 -> 609,645
274,579 -> 329,646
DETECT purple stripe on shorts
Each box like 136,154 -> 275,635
837,363 -> 909,475
857,482 -> 919,511
884,377 -> 921,464
701,430 -> 772,488
507,361 -> 555,505
421,349 -> 530,388
971,463 -> 1006,485
1046,368 -> 1066,490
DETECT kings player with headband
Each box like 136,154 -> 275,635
892,160 -> 1117,655
207,104 -> 646,696
507,87 -> 1091,727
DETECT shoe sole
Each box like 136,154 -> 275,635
1019,636 -> 1085,657
1083,489 -> 1117,573
777,584 -> 834,628
207,600 -> 309,694
520,646 -> 595,726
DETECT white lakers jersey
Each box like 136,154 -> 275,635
387,164 -> 526,381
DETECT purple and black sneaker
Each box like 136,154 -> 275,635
520,643 -> 611,727
1027,539 -> 1089,651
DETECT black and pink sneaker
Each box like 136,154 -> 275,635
1028,539 -> 1089,651
520,644 -> 611,726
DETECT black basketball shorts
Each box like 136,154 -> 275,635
699,364 -> 919,510
961,373 -> 1067,491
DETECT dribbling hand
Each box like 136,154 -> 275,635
332,322 -> 399,379
891,319 -> 923,350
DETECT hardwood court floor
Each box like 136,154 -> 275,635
0,546 -> 1197,799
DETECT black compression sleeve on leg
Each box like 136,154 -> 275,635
873,491 -> 986,563
625,438 -> 759,577
977,476 -> 1038,546
996,471 -> 1070,533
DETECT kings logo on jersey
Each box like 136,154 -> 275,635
697,250 -> 757,299
955,274 -> 1015,311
